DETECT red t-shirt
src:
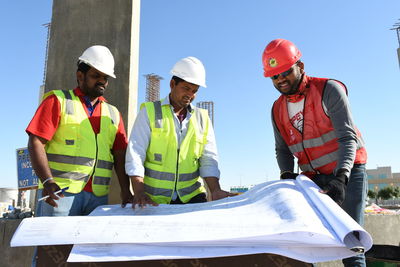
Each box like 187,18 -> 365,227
26,88 -> 128,192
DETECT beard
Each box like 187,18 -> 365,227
274,82 -> 298,95
81,81 -> 106,98
274,73 -> 303,96
92,83 -> 106,97
180,97 -> 192,107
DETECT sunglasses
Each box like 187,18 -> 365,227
271,67 -> 294,80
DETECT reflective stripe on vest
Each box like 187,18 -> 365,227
288,130 -> 337,153
50,168 -> 90,181
142,101 -> 208,204
42,89 -> 118,196
144,168 -> 200,182
145,168 -> 175,181
49,170 -> 110,186
179,170 -> 200,181
93,176 -> 112,185
144,184 -> 173,198
178,181 -> 202,197
47,153 -> 95,167
299,151 -> 339,171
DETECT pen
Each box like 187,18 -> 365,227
38,187 -> 69,202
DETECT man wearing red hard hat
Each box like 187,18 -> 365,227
263,39 -> 367,267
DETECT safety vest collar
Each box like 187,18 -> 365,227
149,100 -> 207,139
152,96 -> 195,129
73,87 -> 106,102
161,95 -> 194,112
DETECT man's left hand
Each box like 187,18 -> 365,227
319,174 -> 347,205
211,189 -> 238,201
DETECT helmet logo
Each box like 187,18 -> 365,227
268,58 -> 278,68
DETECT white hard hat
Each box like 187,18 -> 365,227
78,45 -> 116,78
170,56 -> 206,87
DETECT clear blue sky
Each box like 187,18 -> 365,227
1,1 -> 400,190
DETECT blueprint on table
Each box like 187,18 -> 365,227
11,175 -> 372,263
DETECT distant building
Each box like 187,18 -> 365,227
0,188 -> 18,214
367,166 -> 400,191
230,185 -> 253,194
196,101 -> 214,126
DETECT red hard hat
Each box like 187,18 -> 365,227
262,39 -> 302,77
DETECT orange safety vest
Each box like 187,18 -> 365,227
272,76 -> 367,175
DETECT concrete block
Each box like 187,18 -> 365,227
0,219 -> 34,267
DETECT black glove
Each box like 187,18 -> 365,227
280,171 -> 299,180
321,173 -> 347,205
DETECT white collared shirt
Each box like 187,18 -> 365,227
125,96 -> 220,179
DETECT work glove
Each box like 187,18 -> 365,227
319,171 -> 348,205
280,171 -> 299,180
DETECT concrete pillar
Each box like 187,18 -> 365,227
45,0 -> 140,204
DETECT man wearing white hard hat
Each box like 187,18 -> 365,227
26,45 -> 132,217
126,57 -> 234,207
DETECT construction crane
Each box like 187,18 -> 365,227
390,19 -> 400,69
144,73 -> 163,102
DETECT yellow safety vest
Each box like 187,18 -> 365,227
142,101 -> 209,204
39,90 -> 119,196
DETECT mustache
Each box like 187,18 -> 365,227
95,83 -> 105,87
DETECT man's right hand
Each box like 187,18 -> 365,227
42,181 -> 63,208
130,175 -> 159,209
280,171 -> 299,180
132,191 -> 158,209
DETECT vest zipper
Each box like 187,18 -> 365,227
299,96 -> 317,173
301,136 -> 315,171
174,148 -> 180,200
89,134 -> 99,183
173,116 -> 184,202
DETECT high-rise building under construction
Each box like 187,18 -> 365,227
144,74 -> 162,102
196,101 -> 214,126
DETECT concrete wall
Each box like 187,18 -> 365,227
364,214 -> 400,246
317,214 -> 400,267
0,219 -> 34,267
44,0 -> 140,204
